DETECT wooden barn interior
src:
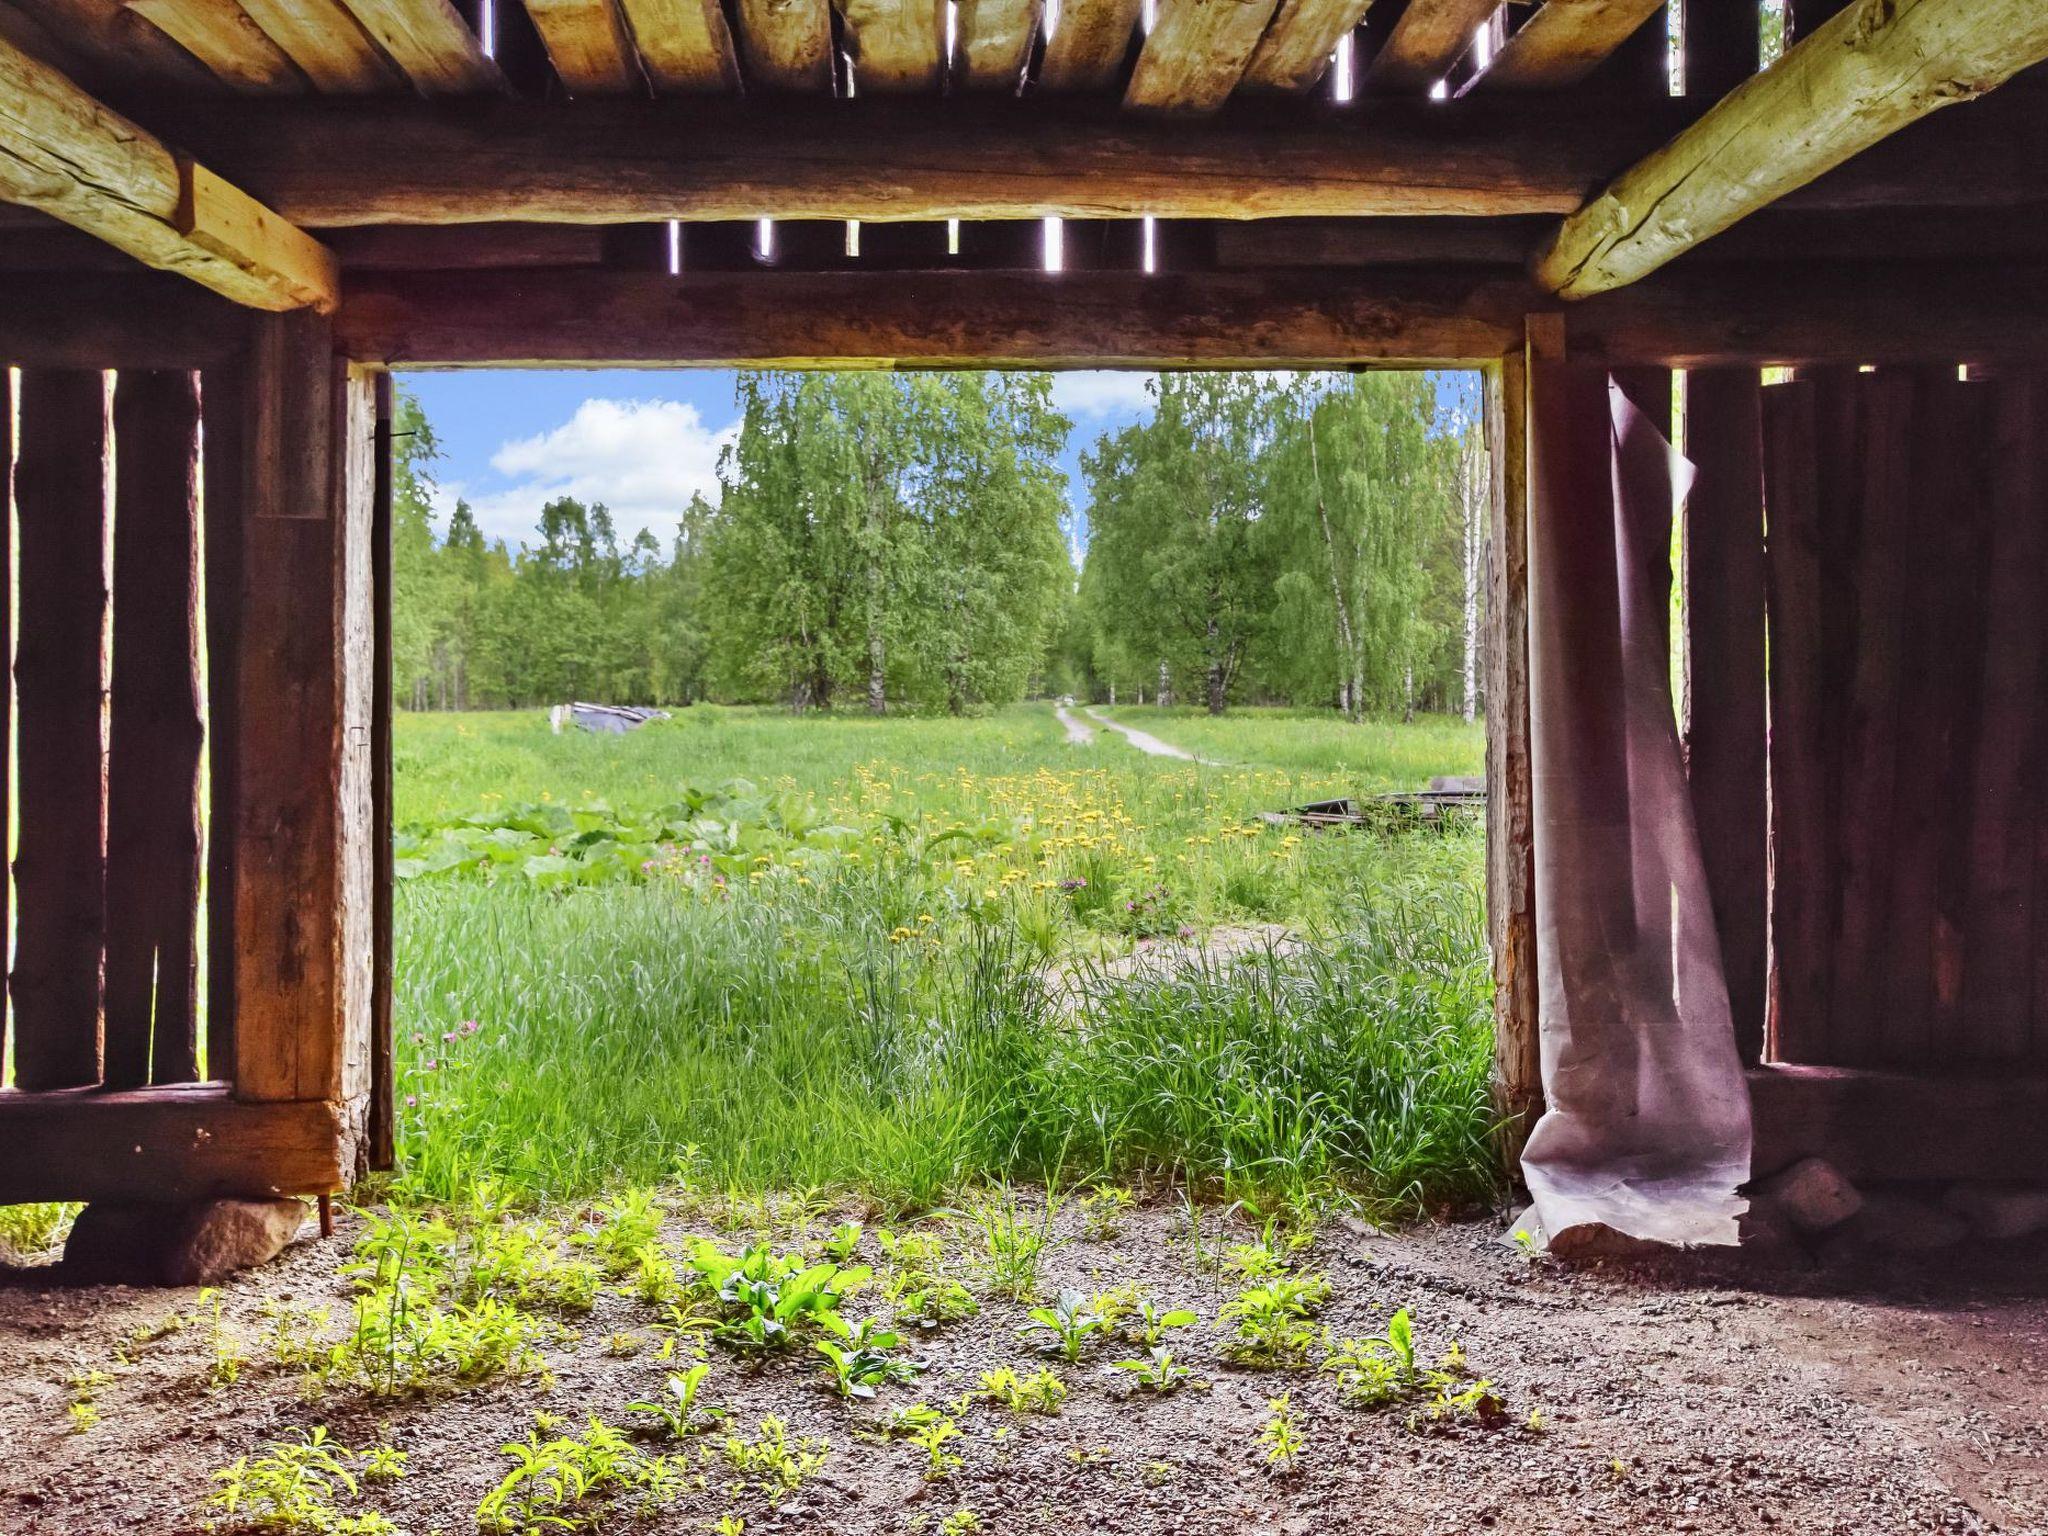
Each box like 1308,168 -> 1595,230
1,0 -> 2046,1223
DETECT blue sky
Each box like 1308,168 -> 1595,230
398,369 -> 1166,558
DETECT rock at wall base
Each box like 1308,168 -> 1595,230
1828,1189 -> 1967,1254
1941,1183 -> 2048,1243
62,1198 -> 310,1286
1752,1156 -> 1864,1235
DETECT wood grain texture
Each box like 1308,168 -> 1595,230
0,34 -> 338,310
1748,1063 -> 2048,1183
370,373 -> 397,1170
1761,379 -> 1830,1063
1537,0 -> 2048,295
104,370 -> 206,1090
127,0 -> 305,92
236,0 -> 406,90
0,368 -> 12,1091
1681,368 -> 1768,1066
338,266 -> 1530,365
1485,343 -> 1540,1157
1960,373 -> 2047,1062
231,313 -> 373,1107
168,97 -> 1691,224
1475,0 -> 1664,90
0,1084 -> 357,1203
1364,0 -> 1493,91
9,370 -> 111,1092
1126,0 -> 1282,112
1037,0 -> 1142,88
1240,0 -> 1374,91
837,0 -> 945,90
201,355 -> 246,1080
0,0 -> 224,93
954,0 -> 1040,91
616,0 -> 742,89
735,0 -> 833,88
334,0 -> 505,91
523,0 -> 646,92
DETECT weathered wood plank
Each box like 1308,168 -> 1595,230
1364,0 -> 1493,91
955,0 -> 1040,91
0,0 -> 224,93
0,274 -> 251,368
735,0 -> 834,88
168,97 -> 1704,224
1240,0 -> 1375,92
1476,0 -> 1663,91
201,355 -> 246,1081
1681,368 -> 1768,1066
1537,0 -> 2048,296
616,0 -> 743,89
1485,342 -> 1540,1157
1821,371 -> 1907,1068
1038,0 -> 1142,88
0,367 -> 12,1090
237,0 -> 406,91
335,0 -> 506,92
10,370 -> 111,1092
1126,0 -> 1283,112
523,0 -> 646,92
127,0 -> 308,92
232,314 -> 374,1109
0,1084 -> 356,1204
837,0 -> 945,90
1761,380 -> 1829,1063
1961,373 -> 2047,1062
104,370 -> 206,1090
0,34 -> 339,310
370,372 -> 398,1170
338,267 -> 1529,364
321,222 -> 612,269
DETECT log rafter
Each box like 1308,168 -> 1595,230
1536,0 -> 2048,297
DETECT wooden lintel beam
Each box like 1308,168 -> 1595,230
1536,0 -> 2048,297
0,33 -> 338,310
331,258 -> 2048,369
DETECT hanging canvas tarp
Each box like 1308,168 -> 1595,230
1520,367 -> 1752,1251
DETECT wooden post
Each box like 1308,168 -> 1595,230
104,370 -> 206,1088
10,370 -> 111,1091
0,367 -> 11,1089
203,358 -> 246,1080
1682,368 -> 1769,1064
370,371 -> 397,1172
1484,343 -> 1540,1160
231,313 -> 375,1182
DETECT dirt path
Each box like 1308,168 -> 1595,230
1085,707 -> 1212,763
5,1205 -> 2045,1535
1053,704 -> 1097,745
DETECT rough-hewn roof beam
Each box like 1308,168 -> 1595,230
0,33 -> 337,310
1535,0 -> 2048,297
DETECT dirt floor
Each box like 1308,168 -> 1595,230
3,1196 -> 2045,1535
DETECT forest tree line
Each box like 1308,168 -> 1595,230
393,370 -> 1487,718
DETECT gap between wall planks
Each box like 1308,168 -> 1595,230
370,370 -> 397,1171
203,355 -> 246,1081
0,366 -> 11,1090
1682,366 -> 1768,1066
10,369 -> 111,1092
103,369 -> 207,1089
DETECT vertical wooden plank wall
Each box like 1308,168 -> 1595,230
231,312 -> 376,1171
104,371 -> 206,1089
203,359 -> 246,1080
10,371 -> 111,1091
1682,369 -> 1768,1064
1762,369 -> 2042,1068
0,366 -> 12,1089
370,373 -> 398,1171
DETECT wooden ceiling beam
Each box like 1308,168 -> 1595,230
126,0 -> 308,93
1536,0 -> 2048,297
0,33 -> 337,309
333,0 -> 506,93
237,0 -> 408,92
735,0 -> 834,89
162,96 -> 1701,223
1471,0 -> 1665,92
954,0 -> 1041,91
1364,0 -> 1493,92
522,0 -> 648,93
1241,0 -> 1376,93
1125,0 -> 1281,113
616,0 -> 743,91
837,0 -> 946,91
1037,0 -> 1142,90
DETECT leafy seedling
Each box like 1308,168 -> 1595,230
1108,1346 -> 1192,1393
1019,1288 -> 1108,1362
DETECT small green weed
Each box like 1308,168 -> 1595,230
977,1364 -> 1067,1415
1019,1288 -> 1109,1362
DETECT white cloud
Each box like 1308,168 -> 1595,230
449,398 -> 735,546
1049,371 -> 1158,418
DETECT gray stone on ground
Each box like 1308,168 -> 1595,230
1942,1183 -> 2048,1242
63,1198 -> 309,1286
1753,1156 -> 1864,1234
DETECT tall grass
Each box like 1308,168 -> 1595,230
392,824 -> 1498,1215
